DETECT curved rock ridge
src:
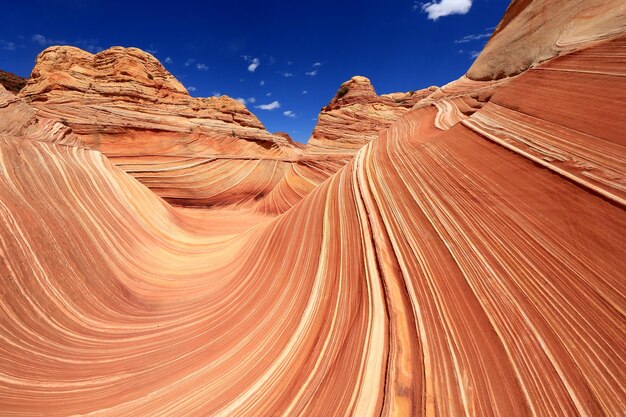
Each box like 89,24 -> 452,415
1,3 -> 625,415
305,76 -> 437,155
14,48 -> 436,212
16,46 -> 315,208
468,0 -> 626,80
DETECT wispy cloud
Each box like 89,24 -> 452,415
31,34 -> 105,53
0,40 -> 17,51
302,90 -> 308,95
164,57 -> 173,64
287,60 -> 294,66
185,58 -> 195,67
458,48 -> 482,59
312,62 -> 323,67
32,34 -> 65,46
256,100 -> 281,111
212,91 -> 221,97
305,69 -> 318,76
237,97 -> 257,105
419,0 -> 472,21
248,58 -> 260,72
145,45 -> 158,54
260,80 -> 265,86
242,55 -> 261,72
196,63 -> 209,71
455,32 -> 490,43
187,86 -> 197,92
278,71 -> 293,78
266,92 -> 272,96
283,110 -> 296,118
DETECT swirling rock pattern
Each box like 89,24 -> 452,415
0,2 -> 625,416
14,49 -> 421,213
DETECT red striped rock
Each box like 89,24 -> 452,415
468,0 -> 626,80
0,1 -> 624,416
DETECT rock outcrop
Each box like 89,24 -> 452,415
467,0 -> 626,80
0,1 -> 625,416
0,69 -> 26,93
305,76 -> 436,155
17,46 -> 308,208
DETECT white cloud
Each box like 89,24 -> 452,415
302,90 -> 308,95
469,50 -> 481,58
247,97 -> 256,103
455,32 -> 490,43
312,62 -> 322,67
255,101 -> 281,111
32,34 -> 64,46
266,92 -> 272,96
246,57 -> 260,72
146,46 -> 158,54
196,63 -> 208,71
421,0 -> 472,21
305,70 -> 318,76
260,80 -> 265,86
287,60 -> 294,66
187,86 -> 197,92
164,57 -> 173,64
236,97 -> 247,105
185,58 -> 195,67
212,91 -> 221,97
283,110 -> 296,118
279,72 -> 293,77
32,34 -> 49,45
0,40 -> 16,51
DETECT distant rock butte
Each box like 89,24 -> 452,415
19,46 -> 297,154
0,69 -> 26,94
1,1 -> 625,415
305,76 -> 437,155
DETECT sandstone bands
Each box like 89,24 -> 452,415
0,1 -> 625,415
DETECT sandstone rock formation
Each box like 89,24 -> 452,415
0,69 -> 26,93
305,75 -> 436,155
468,0 -> 626,80
15,47 -> 425,212
17,46 -> 305,208
0,1 -> 625,416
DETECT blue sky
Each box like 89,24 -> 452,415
0,0 -> 509,142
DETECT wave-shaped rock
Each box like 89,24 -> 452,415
0,1 -> 625,415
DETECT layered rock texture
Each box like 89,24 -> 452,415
305,75 -> 437,155
1,1 -> 625,416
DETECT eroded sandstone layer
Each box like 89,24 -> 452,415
0,0 -> 625,415
305,75 -> 436,155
